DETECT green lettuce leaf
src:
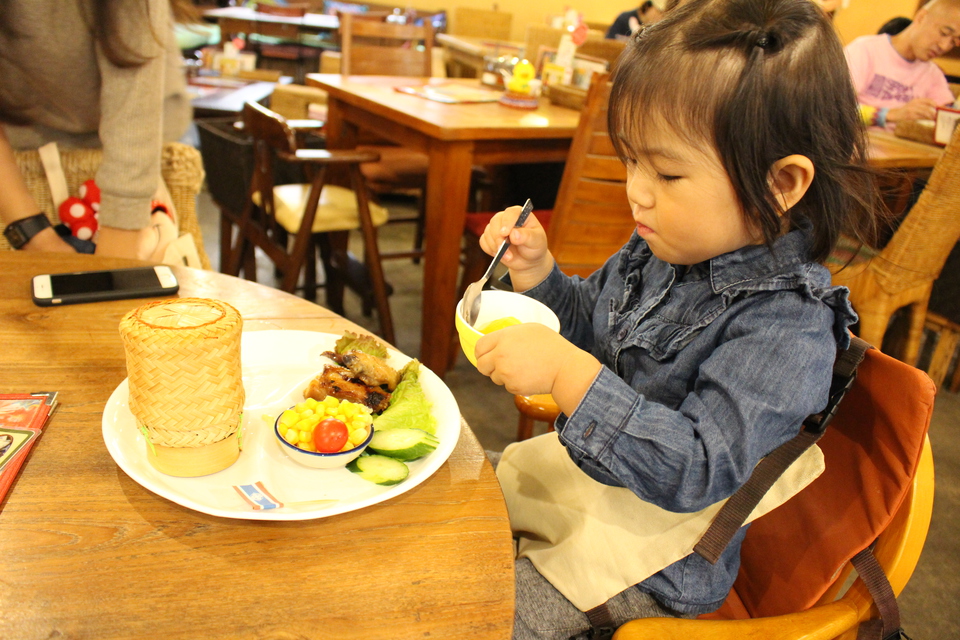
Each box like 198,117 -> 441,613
373,360 -> 437,435
334,331 -> 388,359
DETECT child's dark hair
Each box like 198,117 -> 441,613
609,0 -> 879,262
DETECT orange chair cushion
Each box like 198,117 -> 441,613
254,184 -> 389,234
727,347 -> 934,619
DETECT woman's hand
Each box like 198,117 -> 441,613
479,206 -> 554,292
474,323 -> 602,414
23,226 -> 75,252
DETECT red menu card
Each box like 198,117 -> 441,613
0,392 -> 58,506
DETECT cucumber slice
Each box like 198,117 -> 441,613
368,428 -> 439,461
347,454 -> 409,485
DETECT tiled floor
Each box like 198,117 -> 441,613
196,188 -> 958,638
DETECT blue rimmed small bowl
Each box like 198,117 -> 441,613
274,410 -> 374,469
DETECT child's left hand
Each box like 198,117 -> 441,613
474,323 -> 602,413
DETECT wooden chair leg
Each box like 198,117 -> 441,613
413,192 -> 426,265
323,232 -> 349,316
303,237 -> 318,301
513,394 -> 560,441
219,209 -> 233,273
903,302 -> 930,366
517,414 -> 535,442
950,345 -> 960,393
351,166 -> 396,345
928,329 -> 959,389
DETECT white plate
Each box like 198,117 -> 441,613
102,330 -> 461,520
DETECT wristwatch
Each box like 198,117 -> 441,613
3,213 -> 52,249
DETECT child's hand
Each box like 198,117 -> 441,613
479,206 -> 554,292
474,323 -> 602,414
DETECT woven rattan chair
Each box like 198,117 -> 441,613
2,142 -> 210,269
829,125 -> 960,366
225,100 -> 395,343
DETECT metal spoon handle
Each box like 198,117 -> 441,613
482,199 -> 533,281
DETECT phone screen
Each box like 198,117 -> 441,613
50,269 -> 161,295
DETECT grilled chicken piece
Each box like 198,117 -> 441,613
322,349 -> 400,390
304,365 -> 391,413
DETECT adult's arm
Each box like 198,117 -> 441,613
93,0 -> 170,256
0,127 -> 73,252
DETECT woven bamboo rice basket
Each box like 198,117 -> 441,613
119,298 -> 245,477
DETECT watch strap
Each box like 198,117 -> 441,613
3,213 -> 52,249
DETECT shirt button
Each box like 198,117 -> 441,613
618,327 -> 628,340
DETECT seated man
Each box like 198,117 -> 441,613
605,1 -> 663,39
845,0 -> 960,129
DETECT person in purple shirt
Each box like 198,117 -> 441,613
845,0 -> 960,129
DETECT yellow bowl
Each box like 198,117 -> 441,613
455,290 -> 561,367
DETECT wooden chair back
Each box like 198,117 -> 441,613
338,12 -> 434,77
546,73 -> 634,277
523,23 -> 606,65
240,101 -> 300,240
578,38 -> 628,69
230,101 -> 395,342
450,7 -> 512,41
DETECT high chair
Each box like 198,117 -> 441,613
225,100 -> 395,344
613,345 -> 936,640
828,125 -> 960,366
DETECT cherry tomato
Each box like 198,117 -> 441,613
313,418 -> 349,453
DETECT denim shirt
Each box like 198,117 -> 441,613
522,226 -> 857,614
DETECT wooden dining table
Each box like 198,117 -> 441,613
0,252 -> 514,640
866,129 -> 944,170
306,73 -> 582,376
205,6 -> 340,39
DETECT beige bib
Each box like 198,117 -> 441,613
496,431 -> 824,611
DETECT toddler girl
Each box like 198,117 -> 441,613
473,0 -> 879,638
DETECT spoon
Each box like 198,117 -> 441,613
461,199 -> 533,327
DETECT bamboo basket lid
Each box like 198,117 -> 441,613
119,298 -> 245,477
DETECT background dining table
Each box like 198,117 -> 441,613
866,129 -> 944,170
437,33 -> 524,78
0,252 -> 514,640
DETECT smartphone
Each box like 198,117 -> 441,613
32,265 -> 179,306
